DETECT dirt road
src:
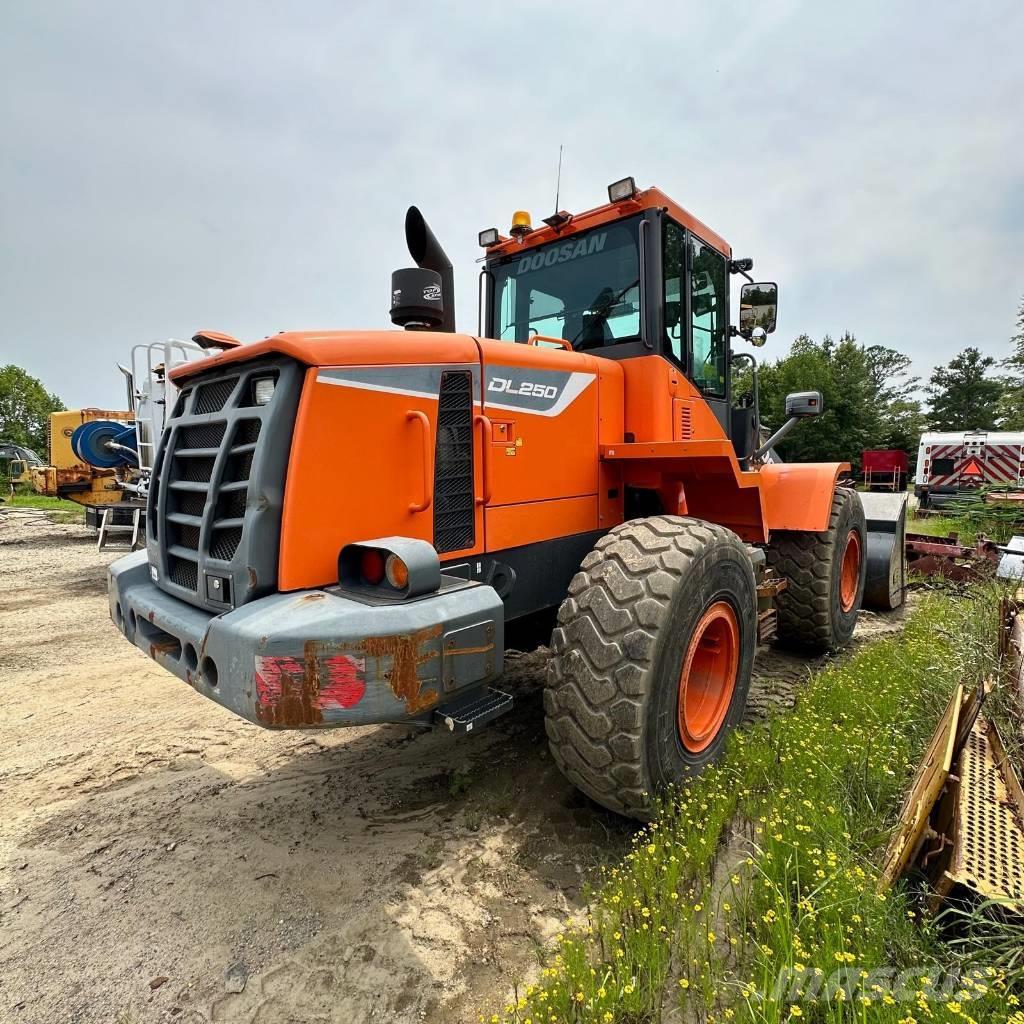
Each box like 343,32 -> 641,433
0,513 -> 908,1023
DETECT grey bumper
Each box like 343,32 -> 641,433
108,551 -> 504,728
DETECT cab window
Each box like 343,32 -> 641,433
490,220 -> 641,349
663,221 -> 686,364
690,235 -> 728,397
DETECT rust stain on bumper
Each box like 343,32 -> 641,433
254,645 -> 366,727
357,624 -> 443,715
252,624 -> 443,726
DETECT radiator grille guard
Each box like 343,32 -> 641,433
147,357 -> 303,612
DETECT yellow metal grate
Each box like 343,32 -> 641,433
951,721 -> 1024,910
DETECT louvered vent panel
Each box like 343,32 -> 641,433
433,371 -> 475,554
679,404 -> 693,440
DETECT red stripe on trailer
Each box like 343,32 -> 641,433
986,454 -> 1019,482
988,446 -> 1024,480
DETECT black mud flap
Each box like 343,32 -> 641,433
859,491 -> 908,611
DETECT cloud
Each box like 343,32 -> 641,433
1,0 -> 1021,409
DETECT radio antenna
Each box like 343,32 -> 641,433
554,144 -> 564,212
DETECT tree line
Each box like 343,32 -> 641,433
747,298 -> 1024,469
0,365 -> 65,456
2,299 -> 1022,472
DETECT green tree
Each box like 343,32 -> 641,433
0,365 -> 65,453
924,347 -> 1002,431
751,332 -> 923,469
997,298 -> 1024,430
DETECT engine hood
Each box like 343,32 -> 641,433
169,330 -> 482,382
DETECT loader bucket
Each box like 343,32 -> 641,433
858,491 -> 908,611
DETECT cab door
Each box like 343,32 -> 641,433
687,233 -> 731,433
662,222 -> 731,435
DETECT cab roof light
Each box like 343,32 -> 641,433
510,210 -> 532,238
607,176 -> 637,203
478,227 -> 500,248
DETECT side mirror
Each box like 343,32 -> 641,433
750,389 -> 823,463
785,390 -> 823,418
739,282 -> 778,339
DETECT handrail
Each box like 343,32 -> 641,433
406,410 -> 432,513
474,413 -> 492,505
527,335 -> 573,351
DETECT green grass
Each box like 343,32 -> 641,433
2,491 -> 86,521
910,514 -> 1009,547
912,492 -> 1024,546
485,585 -> 1020,1024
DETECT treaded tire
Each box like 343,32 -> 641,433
545,516 -> 756,820
764,487 -> 866,653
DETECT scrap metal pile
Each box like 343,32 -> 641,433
881,564 -> 1024,915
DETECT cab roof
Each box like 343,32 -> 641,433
484,186 -> 731,261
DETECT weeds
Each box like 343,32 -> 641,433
486,584 -> 1020,1024
914,493 -> 1024,546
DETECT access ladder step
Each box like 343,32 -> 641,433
435,688 -> 513,734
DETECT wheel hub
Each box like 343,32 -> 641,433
677,601 -> 739,754
840,530 -> 862,612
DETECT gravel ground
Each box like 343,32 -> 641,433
0,510 -> 909,1023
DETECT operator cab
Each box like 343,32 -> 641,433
479,179 -> 778,459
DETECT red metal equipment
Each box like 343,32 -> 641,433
862,449 -> 908,492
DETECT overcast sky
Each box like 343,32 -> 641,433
2,1 -> 1021,409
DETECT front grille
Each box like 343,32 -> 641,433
172,523 -> 201,551
210,526 -> 244,561
178,423 -> 227,450
174,491 -> 207,518
179,456 -> 216,482
433,370 -> 475,554
148,358 -> 301,611
169,556 -> 199,591
194,377 -> 237,415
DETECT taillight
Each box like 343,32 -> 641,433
385,554 -> 409,590
338,540 -> 441,599
360,549 -> 386,586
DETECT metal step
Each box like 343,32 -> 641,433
97,506 -> 143,552
434,688 -> 513,734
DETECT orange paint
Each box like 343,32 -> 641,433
485,494 -> 598,551
758,462 -> 849,533
486,186 -> 731,261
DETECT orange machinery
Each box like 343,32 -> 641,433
107,178 -> 903,817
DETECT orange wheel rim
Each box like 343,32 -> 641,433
840,530 -> 862,612
677,601 -> 739,754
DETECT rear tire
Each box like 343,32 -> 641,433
765,487 -> 866,653
544,516 -> 757,819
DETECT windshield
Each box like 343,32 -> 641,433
489,220 -> 641,349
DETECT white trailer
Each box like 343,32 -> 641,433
915,430 -> 1024,508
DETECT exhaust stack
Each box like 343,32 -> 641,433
403,206 -> 456,333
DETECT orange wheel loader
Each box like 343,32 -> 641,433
107,177 -> 905,818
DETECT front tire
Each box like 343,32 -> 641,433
765,487 -> 866,653
544,517 -> 757,819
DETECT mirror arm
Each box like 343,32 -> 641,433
751,415 -> 799,465
729,257 -> 754,282
730,351 -> 761,465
